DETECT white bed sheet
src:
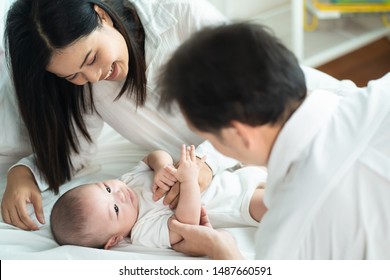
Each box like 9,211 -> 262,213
0,124 -> 257,260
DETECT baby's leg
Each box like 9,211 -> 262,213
249,185 -> 267,222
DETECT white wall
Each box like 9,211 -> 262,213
208,0 -> 289,20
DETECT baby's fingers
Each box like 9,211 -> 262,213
161,171 -> 177,184
187,145 -> 196,161
180,144 -> 187,162
165,164 -> 178,176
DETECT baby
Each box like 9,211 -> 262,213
50,144 -> 267,249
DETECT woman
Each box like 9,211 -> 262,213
2,0 -> 234,231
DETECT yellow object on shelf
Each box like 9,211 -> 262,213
304,0 -> 390,31
312,0 -> 390,13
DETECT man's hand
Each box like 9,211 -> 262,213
169,207 -> 243,259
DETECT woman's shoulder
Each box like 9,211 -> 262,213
133,0 -> 203,6
132,0 -> 216,14
132,0 -> 225,41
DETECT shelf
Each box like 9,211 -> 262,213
248,1 -> 390,67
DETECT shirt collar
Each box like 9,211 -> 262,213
267,90 -> 341,191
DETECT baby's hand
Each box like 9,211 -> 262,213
152,165 -> 177,194
166,145 -> 206,183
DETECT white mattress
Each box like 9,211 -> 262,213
0,124 -> 257,260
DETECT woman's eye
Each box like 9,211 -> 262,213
67,74 -> 77,81
114,204 -> 119,215
87,54 -> 97,66
105,185 -> 111,193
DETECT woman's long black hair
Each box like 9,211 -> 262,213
4,0 -> 146,193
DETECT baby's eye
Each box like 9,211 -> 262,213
105,185 -> 111,193
114,204 -> 119,215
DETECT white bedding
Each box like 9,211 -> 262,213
0,124 -> 257,260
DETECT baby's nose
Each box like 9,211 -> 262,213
115,190 -> 126,203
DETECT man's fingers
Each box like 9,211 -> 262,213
155,181 -> 171,191
163,181 -> 180,205
169,218 -> 189,237
169,217 -> 181,231
199,206 -> 212,227
153,186 -> 167,201
169,196 -> 179,209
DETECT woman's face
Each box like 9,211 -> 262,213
46,6 -> 129,85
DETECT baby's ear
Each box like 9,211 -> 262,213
104,235 -> 123,250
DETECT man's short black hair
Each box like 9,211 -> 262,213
159,22 -> 307,133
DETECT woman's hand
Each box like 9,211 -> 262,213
1,166 -> 44,230
169,207 -> 244,259
153,157 -> 213,208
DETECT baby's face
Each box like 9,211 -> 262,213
81,179 -> 139,240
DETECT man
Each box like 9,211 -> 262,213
158,22 -> 390,259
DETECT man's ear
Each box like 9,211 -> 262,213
230,120 -> 254,149
104,235 -> 123,250
93,5 -> 113,26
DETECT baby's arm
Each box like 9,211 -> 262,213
167,145 -> 206,244
143,150 -> 177,193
